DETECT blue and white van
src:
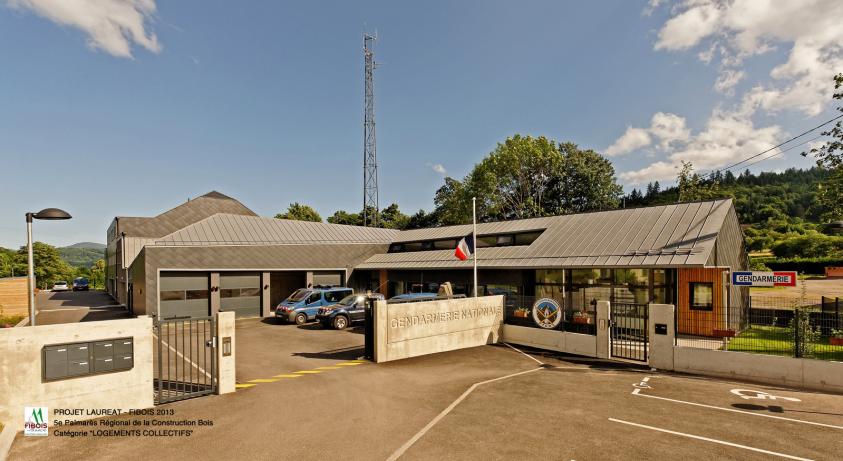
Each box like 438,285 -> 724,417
275,286 -> 353,325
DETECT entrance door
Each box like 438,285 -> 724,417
220,273 -> 261,318
159,272 -> 210,319
610,303 -> 648,362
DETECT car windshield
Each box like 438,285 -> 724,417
75,278 -> 88,284
285,289 -> 310,302
56,281 -> 67,285
337,295 -> 361,306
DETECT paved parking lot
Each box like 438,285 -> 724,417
10,318 -> 843,460
34,291 -> 129,325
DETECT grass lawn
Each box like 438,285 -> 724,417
728,325 -> 843,361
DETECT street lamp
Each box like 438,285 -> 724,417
26,208 -> 72,326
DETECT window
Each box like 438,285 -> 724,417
161,291 -> 185,301
536,269 -> 565,285
690,282 -> 714,311
496,234 -> 514,246
221,289 -> 237,298
433,239 -> 456,250
388,243 -> 404,253
324,290 -> 349,303
514,231 -> 542,246
186,290 -> 209,300
421,241 -> 435,250
307,293 -> 322,304
240,287 -> 261,298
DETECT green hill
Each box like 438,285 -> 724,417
59,246 -> 105,268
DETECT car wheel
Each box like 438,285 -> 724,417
333,315 -> 348,330
294,313 -> 307,325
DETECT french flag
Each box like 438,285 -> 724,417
454,233 -> 475,261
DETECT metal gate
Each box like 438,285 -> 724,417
610,303 -> 648,362
153,316 -> 217,404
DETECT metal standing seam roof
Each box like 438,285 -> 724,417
355,199 -> 736,269
153,213 -> 400,246
117,191 -> 258,238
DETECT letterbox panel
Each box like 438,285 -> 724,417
94,357 -> 114,372
114,338 -> 133,356
93,341 -> 114,359
68,344 -> 89,360
115,355 -> 133,370
44,347 -> 69,380
68,360 -> 90,376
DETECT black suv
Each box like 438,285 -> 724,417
72,277 -> 90,291
316,293 -> 385,330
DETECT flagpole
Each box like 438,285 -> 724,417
472,196 -> 478,297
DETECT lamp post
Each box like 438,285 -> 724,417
26,208 -> 72,326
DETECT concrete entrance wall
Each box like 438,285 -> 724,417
648,304 -> 843,394
500,300 -> 611,359
373,296 -> 504,363
0,317 -> 154,425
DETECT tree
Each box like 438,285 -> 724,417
677,161 -> 722,202
552,142 -> 622,214
432,135 -> 622,224
89,259 -> 106,289
327,210 -> 362,226
275,203 -> 322,222
804,73 -> 843,221
13,242 -> 74,289
405,209 -> 440,230
379,203 -> 410,229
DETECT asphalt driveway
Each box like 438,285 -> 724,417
34,290 -> 129,325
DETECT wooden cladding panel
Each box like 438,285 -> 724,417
678,268 -> 726,337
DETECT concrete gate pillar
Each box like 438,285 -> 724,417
596,301 -> 610,359
210,272 -> 220,316
261,272 -> 271,317
216,311 -> 236,394
648,303 -> 675,371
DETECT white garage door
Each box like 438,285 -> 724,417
159,272 -> 210,319
220,273 -> 261,318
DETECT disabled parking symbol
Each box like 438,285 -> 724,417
730,389 -> 801,402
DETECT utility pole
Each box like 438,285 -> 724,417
363,33 -> 379,227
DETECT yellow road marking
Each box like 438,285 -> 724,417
274,374 -> 304,378
317,366 -> 343,370
235,384 -> 257,389
248,378 -> 280,383
294,370 -> 322,374
337,362 -> 362,366
350,359 -> 367,363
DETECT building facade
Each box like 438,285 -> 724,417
107,192 -> 748,336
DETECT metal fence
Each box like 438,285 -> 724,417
153,317 -> 217,405
502,295 -> 596,335
677,296 -> 843,362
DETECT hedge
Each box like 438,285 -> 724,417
750,257 -> 843,275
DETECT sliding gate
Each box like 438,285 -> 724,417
610,303 -> 648,362
153,316 -> 217,404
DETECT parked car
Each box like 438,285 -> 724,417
275,286 -> 354,325
72,277 -> 90,291
317,293 -> 385,330
52,281 -> 69,291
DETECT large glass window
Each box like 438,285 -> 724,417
536,269 -> 565,285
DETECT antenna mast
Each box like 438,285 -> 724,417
363,33 -> 379,227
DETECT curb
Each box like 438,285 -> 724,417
0,421 -> 17,461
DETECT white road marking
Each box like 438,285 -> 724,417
632,391 -> 843,430
387,367 -> 543,461
608,418 -> 814,461
731,389 -> 801,402
502,342 -> 544,365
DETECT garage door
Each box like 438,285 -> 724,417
159,272 -> 210,319
220,273 -> 261,318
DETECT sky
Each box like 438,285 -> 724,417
0,0 -> 841,248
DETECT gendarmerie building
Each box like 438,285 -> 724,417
107,192 -> 746,336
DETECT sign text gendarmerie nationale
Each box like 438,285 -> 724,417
390,306 -> 502,329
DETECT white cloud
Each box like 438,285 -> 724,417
713,69 -> 745,94
605,112 -> 689,156
430,163 -> 447,175
6,0 -> 161,58
605,127 -> 651,157
620,0 -> 842,184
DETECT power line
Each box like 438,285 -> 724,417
700,113 -> 843,179
715,134 -> 824,176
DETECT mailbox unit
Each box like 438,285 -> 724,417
42,337 -> 134,381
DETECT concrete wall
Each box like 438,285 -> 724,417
648,304 -> 843,394
374,296 -> 503,363
502,325 -> 597,357
216,312 -> 236,395
0,317 -> 154,425
0,277 -> 28,317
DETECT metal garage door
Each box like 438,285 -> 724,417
159,272 -> 210,319
220,273 -> 261,318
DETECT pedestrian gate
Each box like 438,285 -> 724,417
610,303 -> 648,362
153,316 -> 217,404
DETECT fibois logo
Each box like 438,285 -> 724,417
24,407 -> 48,436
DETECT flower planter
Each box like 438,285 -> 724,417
513,311 -> 530,318
573,316 -> 591,325
830,337 -> 843,346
